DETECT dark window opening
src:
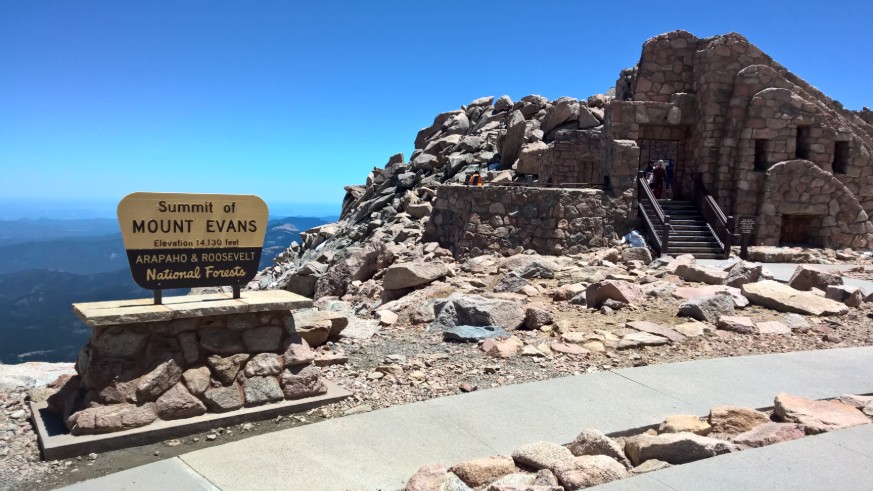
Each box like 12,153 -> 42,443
833,141 -> 849,174
795,126 -> 810,160
754,139 -> 769,171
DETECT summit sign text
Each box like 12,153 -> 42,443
118,192 -> 269,290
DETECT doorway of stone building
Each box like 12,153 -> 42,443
638,139 -> 680,199
779,214 -> 819,247
637,125 -> 690,200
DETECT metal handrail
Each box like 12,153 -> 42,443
638,202 -> 663,252
692,174 -> 733,258
637,171 -> 670,256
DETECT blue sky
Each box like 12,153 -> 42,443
1,1 -> 871,218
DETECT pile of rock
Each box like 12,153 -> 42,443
48,308 -> 338,435
402,392 -> 873,490
249,90 -> 613,300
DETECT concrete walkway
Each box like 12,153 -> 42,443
59,347 -> 873,491
697,259 -> 873,292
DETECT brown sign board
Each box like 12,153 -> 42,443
117,192 -> 269,290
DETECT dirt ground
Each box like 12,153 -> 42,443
6,290 -> 872,491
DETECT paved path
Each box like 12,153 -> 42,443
59,347 -> 873,491
697,259 -> 873,292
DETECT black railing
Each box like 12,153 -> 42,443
637,171 -> 670,256
692,174 -> 734,258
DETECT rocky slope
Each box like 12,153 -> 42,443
250,90 -> 613,300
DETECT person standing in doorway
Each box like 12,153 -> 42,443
652,161 -> 666,199
665,159 -> 674,198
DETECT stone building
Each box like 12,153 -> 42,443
427,31 -> 872,258
592,31 -> 873,249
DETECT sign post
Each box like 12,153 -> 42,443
738,216 -> 755,260
117,192 -> 269,303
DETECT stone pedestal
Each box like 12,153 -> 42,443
44,291 -> 348,441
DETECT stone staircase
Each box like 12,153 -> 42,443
643,200 -> 725,259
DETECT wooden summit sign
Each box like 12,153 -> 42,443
118,192 -> 268,291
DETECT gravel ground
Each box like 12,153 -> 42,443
3,251 -> 873,491
5,295 -> 871,490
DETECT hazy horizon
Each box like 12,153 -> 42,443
0,197 -> 340,221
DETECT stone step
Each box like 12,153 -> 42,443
668,242 -> 721,248
667,248 -> 724,256
665,252 -> 724,259
665,220 -> 707,225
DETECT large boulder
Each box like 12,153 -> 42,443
674,264 -> 728,285
498,110 -> 526,167
244,353 -> 283,377
282,338 -> 315,367
404,464 -> 450,491
281,366 -> 328,400
515,141 -> 550,175
788,266 -> 843,291
512,441 -> 574,470
621,248 -> 653,265
156,382 -> 207,420
551,455 -> 628,489
665,254 -> 696,273
825,285 -> 865,308
732,422 -> 805,448
314,242 -> 389,298
585,280 -> 645,308
136,358 -> 182,401
624,432 -> 736,466
203,384 -> 244,412
199,327 -> 244,355
724,262 -> 763,288
241,326 -> 283,353
567,429 -> 631,468
659,415 -> 711,436
243,376 -> 283,406
449,456 -> 516,488
206,354 -> 249,385
773,392 -> 870,434
289,310 -> 348,346
383,262 -> 450,290
482,336 -> 524,358
181,366 -> 211,396
406,202 -> 433,220
433,295 -> 525,331
742,280 -> 849,316
67,402 -> 158,435
524,305 -> 554,330
541,97 -> 580,136
678,295 -> 735,322
494,95 -> 513,112
577,104 -> 601,129
91,328 -> 148,359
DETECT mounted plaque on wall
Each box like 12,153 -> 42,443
117,192 -> 269,290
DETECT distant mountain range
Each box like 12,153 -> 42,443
0,216 -> 332,363
0,218 -> 119,247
